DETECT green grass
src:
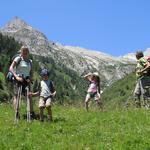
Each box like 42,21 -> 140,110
0,103 -> 150,150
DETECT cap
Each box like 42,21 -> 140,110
40,68 -> 49,76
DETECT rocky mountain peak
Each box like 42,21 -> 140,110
0,17 -> 51,55
1,16 -> 33,32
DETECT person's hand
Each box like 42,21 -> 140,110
51,92 -> 56,97
137,69 -> 141,74
16,76 -> 23,82
28,92 -> 33,97
26,78 -> 30,83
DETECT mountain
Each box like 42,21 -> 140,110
144,48 -> 150,57
0,17 -> 136,87
121,53 -> 136,61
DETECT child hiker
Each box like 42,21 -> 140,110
84,72 -> 103,111
29,68 -> 56,122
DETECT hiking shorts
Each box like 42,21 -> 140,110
13,82 -> 31,96
85,92 -> 101,102
39,97 -> 52,108
134,76 -> 150,97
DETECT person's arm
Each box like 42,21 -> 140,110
9,60 -> 23,82
141,62 -> 150,73
83,73 -> 92,81
50,81 -> 56,97
51,90 -> 56,97
29,91 -> 40,96
29,81 -> 41,97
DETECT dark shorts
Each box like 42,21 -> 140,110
134,76 -> 150,96
85,92 -> 101,102
89,92 -> 97,98
13,81 -> 31,96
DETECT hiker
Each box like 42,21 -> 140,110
9,46 -> 35,119
29,68 -> 56,122
84,72 -> 103,111
133,50 -> 150,108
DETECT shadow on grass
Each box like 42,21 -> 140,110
53,116 -> 66,123
22,113 -> 67,123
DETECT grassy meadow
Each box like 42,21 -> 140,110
0,103 -> 150,150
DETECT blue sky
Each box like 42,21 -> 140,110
1,0 -> 150,56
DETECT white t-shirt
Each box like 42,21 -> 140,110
40,80 -> 52,98
14,56 -> 31,78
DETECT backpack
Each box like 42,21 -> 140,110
139,57 -> 150,76
6,54 -> 32,82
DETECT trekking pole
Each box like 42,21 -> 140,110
15,84 -> 22,122
26,85 -> 31,122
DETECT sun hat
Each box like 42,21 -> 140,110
83,72 -> 93,78
92,72 -> 99,77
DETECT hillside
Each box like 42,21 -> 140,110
102,72 -> 136,109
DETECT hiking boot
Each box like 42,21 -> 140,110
40,119 -> 44,122
47,118 -> 53,123
135,99 -> 141,108
16,112 -> 20,119
47,115 -> 53,122
30,112 -> 36,120
15,112 -> 20,122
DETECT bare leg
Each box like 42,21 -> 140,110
95,93 -> 103,110
39,107 -> 44,121
85,94 -> 90,111
29,97 -> 35,119
29,97 -> 33,112
85,101 -> 89,111
46,106 -> 53,121
15,85 -> 22,121
13,96 -> 17,110
96,99 -> 103,111
134,94 -> 141,108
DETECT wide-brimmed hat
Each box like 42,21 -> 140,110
92,72 -> 99,77
83,72 -> 93,78
84,72 -> 99,79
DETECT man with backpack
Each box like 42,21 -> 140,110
9,46 -> 35,120
134,50 -> 150,108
